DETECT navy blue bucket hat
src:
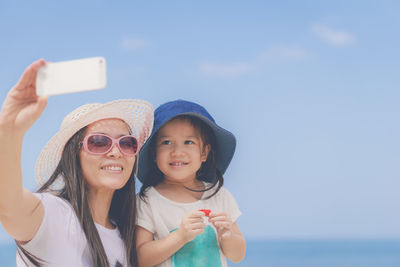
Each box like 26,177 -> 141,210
137,99 -> 236,184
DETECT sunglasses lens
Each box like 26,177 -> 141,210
119,136 -> 138,155
87,135 -> 112,153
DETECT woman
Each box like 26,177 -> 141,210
0,59 -> 154,266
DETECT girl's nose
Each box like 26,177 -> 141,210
170,143 -> 184,156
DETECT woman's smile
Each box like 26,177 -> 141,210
100,163 -> 124,172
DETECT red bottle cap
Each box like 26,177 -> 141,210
199,209 -> 211,217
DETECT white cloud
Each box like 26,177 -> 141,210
276,46 -> 308,60
257,46 -> 308,62
119,37 -> 147,51
312,24 -> 356,46
198,46 -> 307,78
198,62 -> 252,77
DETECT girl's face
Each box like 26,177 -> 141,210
80,119 -> 136,193
155,117 -> 210,184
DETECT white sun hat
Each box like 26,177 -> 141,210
35,99 -> 154,190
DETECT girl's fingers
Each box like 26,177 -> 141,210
221,230 -> 232,239
186,216 -> 204,224
193,228 -> 205,236
214,221 -> 231,229
209,215 -> 231,223
190,222 -> 207,230
184,213 -> 205,223
183,218 -> 206,228
191,211 -> 205,217
209,212 -> 228,219
184,211 -> 204,220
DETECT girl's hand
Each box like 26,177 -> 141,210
176,211 -> 206,243
209,212 -> 233,240
0,59 -> 48,133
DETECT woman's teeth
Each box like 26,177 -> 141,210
102,166 -> 122,171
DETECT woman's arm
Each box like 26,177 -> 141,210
0,59 -> 48,242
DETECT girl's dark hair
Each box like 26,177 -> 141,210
139,115 -> 224,199
17,126 -> 138,267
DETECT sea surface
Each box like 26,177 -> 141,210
1,239 -> 399,267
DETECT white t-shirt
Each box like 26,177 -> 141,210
136,185 -> 241,267
16,193 -> 128,267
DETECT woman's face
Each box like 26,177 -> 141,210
80,119 -> 136,193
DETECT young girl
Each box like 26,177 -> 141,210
136,99 -> 246,267
0,59 -> 153,266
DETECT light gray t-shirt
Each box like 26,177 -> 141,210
137,185 -> 241,267
16,193 -> 127,267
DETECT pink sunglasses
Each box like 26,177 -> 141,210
81,134 -> 138,156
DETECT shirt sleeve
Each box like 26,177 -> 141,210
218,187 -> 242,223
136,194 -> 155,233
20,192 -> 78,254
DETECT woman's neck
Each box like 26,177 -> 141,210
87,189 -> 115,229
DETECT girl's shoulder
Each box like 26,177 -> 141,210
136,186 -> 157,202
203,183 -> 232,199
136,185 -> 155,196
203,184 -> 242,220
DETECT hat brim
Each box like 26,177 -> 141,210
35,99 -> 153,190
137,112 -> 236,183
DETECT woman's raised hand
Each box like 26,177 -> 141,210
0,59 -> 48,134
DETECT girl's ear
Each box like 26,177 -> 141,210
201,144 -> 211,162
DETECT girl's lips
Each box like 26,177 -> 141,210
169,161 -> 188,166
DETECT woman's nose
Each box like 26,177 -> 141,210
107,143 -> 122,158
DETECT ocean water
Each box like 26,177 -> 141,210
233,239 -> 400,267
1,239 -> 399,267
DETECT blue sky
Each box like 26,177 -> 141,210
0,1 -> 399,243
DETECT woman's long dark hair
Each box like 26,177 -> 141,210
17,126 -> 138,267
139,115 -> 224,200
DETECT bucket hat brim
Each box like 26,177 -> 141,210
137,100 -> 235,184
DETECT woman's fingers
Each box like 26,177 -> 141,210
0,60 -> 48,132
31,95 -> 48,120
15,59 -> 45,90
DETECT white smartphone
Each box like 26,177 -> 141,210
36,57 -> 107,96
